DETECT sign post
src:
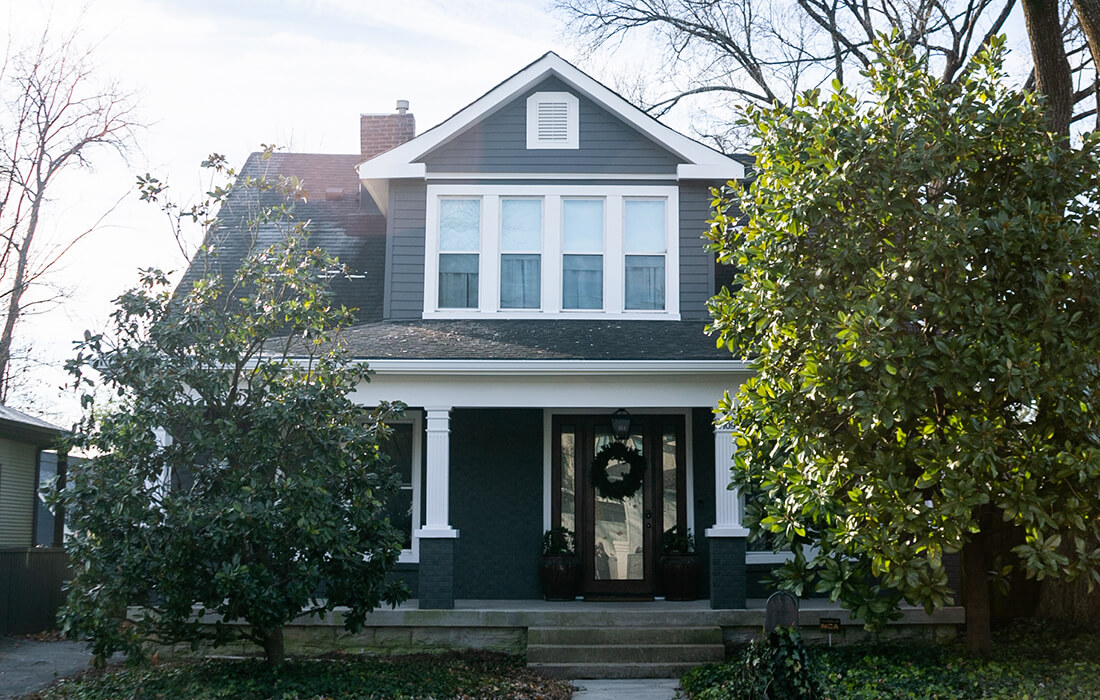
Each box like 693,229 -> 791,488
819,617 -> 840,647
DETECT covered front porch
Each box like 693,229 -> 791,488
353,359 -> 760,610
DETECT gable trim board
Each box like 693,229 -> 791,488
358,52 -> 743,215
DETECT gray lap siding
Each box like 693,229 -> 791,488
420,76 -> 680,174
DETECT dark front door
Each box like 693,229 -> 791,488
552,414 -> 687,599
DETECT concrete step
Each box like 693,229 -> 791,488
525,625 -> 724,679
528,625 -> 722,646
528,661 -> 699,679
528,643 -> 724,664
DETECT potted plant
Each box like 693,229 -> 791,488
539,527 -> 578,601
658,525 -> 699,601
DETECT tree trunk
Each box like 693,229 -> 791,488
1022,0 -> 1074,135
1074,0 -> 1100,73
962,532 -> 992,655
1073,0 -> 1100,129
258,626 -> 285,668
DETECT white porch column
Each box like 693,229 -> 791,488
706,424 -> 749,609
706,426 -> 750,537
417,406 -> 459,539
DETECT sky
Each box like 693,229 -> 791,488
2,0 -> 609,424
3,0 -> 1035,425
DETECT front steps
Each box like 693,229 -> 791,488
527,625 -> 725,679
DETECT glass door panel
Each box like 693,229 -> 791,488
592,430 -> 645,581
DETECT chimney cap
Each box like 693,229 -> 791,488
396,99 -> 410,114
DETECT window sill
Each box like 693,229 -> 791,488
421,309 -> 681,321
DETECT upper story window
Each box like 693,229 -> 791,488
438,198 -> 480,309
526,92 -> 579,149
424,185 -> 680,320
624,199 -> 666,311
562,199 -> 604,310
500,198 -> 542,309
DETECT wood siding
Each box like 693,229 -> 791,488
385,180 -> 428,319
420,76 -> 681,174
0,439 -> 36,547
679,183 -> 717,320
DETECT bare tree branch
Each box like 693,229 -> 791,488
0,19 -> 139,401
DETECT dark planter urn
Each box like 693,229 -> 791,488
539,554 -> 579,601
658,553 -> 700,601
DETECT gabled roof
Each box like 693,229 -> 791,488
178,152 -> 387,323
358,51 -> 744,215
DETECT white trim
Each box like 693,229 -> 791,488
705,526 -> 752,538
362,359 -> 750,375
394,411 -> 424,564
424,184 -> 680,319
527,92 -> 579,149
746,550 -> 795,564
677,164 -> 744,181
427,173 -> 678,181
357,53 -> 743,182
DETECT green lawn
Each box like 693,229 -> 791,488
681,625 -> 1100,700
24,651 -> 574,700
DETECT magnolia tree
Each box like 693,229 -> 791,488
58,160 -> 408,667
708,37 -> 1100,654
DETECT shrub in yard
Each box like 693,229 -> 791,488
682,626 -> 819,700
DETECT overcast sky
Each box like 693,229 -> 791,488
4,0 -> 1034,425
3,0 -> 611,423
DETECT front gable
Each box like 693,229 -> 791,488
363,52 -> 744,324
358,52 -> 744,214
419,76 -> 681,175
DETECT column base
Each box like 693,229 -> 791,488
418,537 -> 456,609
708,536 -> 747,609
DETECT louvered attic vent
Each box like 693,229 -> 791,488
527,91 -> 579,149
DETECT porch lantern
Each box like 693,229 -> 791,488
610,408 -> 632,441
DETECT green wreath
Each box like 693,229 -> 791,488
591,442 -> 646,500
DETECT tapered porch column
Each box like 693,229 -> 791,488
416,406 -> 459,609
706,425 -> 749,609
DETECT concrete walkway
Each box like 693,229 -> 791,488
0,637 -> 91,700
571,678 -> 681,699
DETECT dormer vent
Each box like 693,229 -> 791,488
526,92 -> 579,149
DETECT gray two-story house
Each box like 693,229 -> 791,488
198,52 -> 760,610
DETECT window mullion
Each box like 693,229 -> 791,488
605,195 -> 623,313
482,195 -> 499,313
544,195 -> 562,313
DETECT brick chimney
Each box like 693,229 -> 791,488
360,100 -> 415,160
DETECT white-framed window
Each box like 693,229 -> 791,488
500,198 -> 543,309
526,92 -> 579,149
438,198 -> 480,309
562,199 -> 604,310
624,199 -> 666,311
423,185 -> 680,320
380,411 -> 423,564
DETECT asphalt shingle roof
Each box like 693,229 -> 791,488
179,151 -> 386,322
334,320 -> 730,361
